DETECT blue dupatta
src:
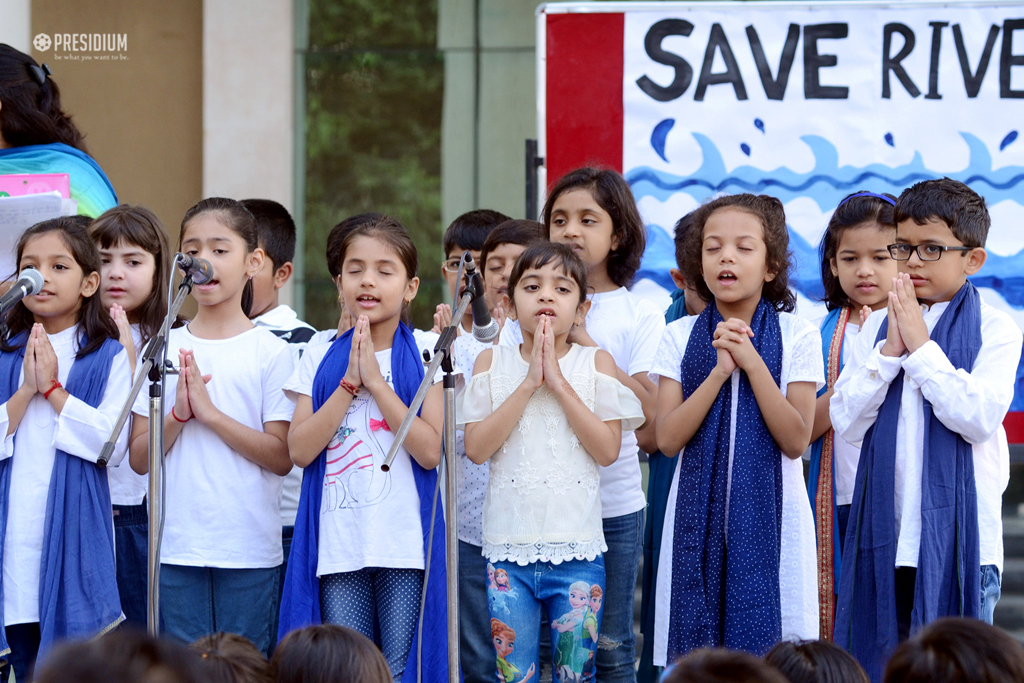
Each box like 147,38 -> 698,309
835,283 -> 982,682
0,333 -> 122,664
666,299 -> 784,659
278,323 -> 450,683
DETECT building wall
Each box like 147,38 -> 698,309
0,0 -> 31,53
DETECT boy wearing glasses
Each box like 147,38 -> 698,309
829,178 -> 1022,680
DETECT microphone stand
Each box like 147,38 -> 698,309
98,273 -> 195,636
381,271 -> 483,683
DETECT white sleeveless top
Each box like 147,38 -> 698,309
458,344 -> 644,566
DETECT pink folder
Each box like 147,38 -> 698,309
0,173 -> 71,199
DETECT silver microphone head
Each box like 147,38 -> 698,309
20,268 -> 44,295
472,319 -> 500,343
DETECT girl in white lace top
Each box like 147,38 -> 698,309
459,243 -> 643,681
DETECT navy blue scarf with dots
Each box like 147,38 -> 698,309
667,298 -> 783,660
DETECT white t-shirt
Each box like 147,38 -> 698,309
650,312 -> 825,664
452,333 -> 492,546
0,325 -> 131,624
831,301 -> 1021,571
499,287 -> 665,518
253,305 -> 316,527
108,323 -> 148,507
283,334 -> 437,575
131,325 -> 295,568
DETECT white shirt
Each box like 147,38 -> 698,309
132,325 -> 295,568
452,333 -> 492,546
108,323 -> 148,506
650,312 -> 824,664
253,305 -> 315,527
284,334 -> 438,575
458,344 -> 644,565
499,287 -> 665,518
1,325 -> 131,625
830,300 -> 1022,571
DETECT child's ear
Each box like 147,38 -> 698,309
575,299 -> 592,325
669,268 -> 687,291
964,247 -> 987,276
764,268 -> 777,283
248,247 -> 266,278
506,295 -> 518,322
80,271 -> 100,298
404,275 -> 420,304
273,261 -> 294,289
829,258 -> 839,278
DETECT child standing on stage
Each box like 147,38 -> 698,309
651,194 -> 824,664
499,169 -> 664,683
0,217 -> 132,682
805,191 -> 897,640
831,179 -> 1022,681
280,216 -> 450,683
461,242 -> 644,683
90,204 -> 172,631
128,198 -> 295,654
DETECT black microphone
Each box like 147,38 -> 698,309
175,253 -> 214,285
461,254 -> 499,343
0,268 -> 45,314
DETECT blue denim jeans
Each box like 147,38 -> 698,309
459,541 -> 494,683
114,502 -> 149,630
980,564 -> 1001,624
598,510 -> 644,683
159,564 -> 279,654
269,524 -> 294,655
490,556 -> 606,683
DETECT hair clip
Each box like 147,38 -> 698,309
837,191 -> 896,208
27,63 -> 52,86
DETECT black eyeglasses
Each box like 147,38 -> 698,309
887,243 -> 973,262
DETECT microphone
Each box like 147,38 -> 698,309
0,268 -> 45,314
175,253 -> 214,285
461,254 -> 499,343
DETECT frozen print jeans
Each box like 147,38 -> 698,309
487,556 -> 605,683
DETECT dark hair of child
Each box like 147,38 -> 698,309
894,178 -> 990,249
479,219 -> 544,269
507,241 -> 589,308
35,628 -> 214,683
663,648 -> 789,683
883,617 -> 1024,683
818,192 -> 897,311
674,211 -> 696,270
271,624 -> 391,683
0,216 -> 118,357
681,193 -> 796,312
179,197 -> 259,316
541,167 -> 646,289
0,45 -> 87,151
192,632 -> 272,683
764,639 -> 870,683
240,199 -> 295,272
326,212 -> 384,279
89,204 -> 173,343
443,209 -> 511,256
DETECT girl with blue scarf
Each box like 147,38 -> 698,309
650,195 -> 824,665
806,191 -> 897,640
0,218 -> 130,682
280,217 -> 450,683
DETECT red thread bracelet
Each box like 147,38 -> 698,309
43,380 -> 62,399
339,378 -> 359,396
171,406 -> 191,423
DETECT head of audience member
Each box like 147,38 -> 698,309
192,632 -> 271,683
441,208 -> 511,300
663,648 -> 789,683
0,44 -> 86,151
479,219 -> 544,313
271,624 -> 391,683
35,628 -> 213,683
240,199 -> 297,319
883,617 -> 1024,683
671,210 -> 706,316
892,177 -> 988,304
765,640 -> 869,683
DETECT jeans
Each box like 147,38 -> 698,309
159,564 -> 279,654
490,557 -> 606,683
980,564 -> 1001,624
114,502 -> 149,630
270,524 -> 294,654
2,623 -> 40,683
320,567 -> 424,682
459,542 -> 494,683
598,510 -> 644,683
